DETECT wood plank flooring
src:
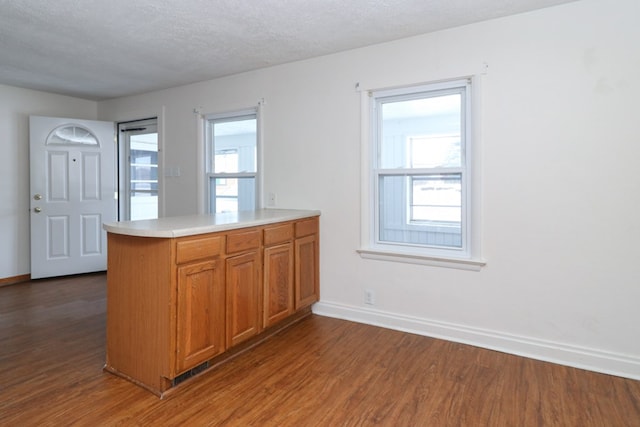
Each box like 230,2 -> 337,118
1,273 -> 639,426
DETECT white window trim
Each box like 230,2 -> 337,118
358,77 -> 485,271
200,106 -> 263,214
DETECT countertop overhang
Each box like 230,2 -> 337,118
103,209 -> 320,238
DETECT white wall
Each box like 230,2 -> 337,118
0,85 -> 97,279
98,0 -> 640,379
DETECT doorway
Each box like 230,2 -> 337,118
118,118 -> 159,221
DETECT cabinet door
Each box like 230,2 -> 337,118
295,233 -> 319,310
226,251 -> 261,348
263,242 -> 294,327
176,259 -> 225,373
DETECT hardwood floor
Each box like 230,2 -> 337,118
1,274 -> 639,426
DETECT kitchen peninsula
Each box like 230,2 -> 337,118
103,209 -> 320,397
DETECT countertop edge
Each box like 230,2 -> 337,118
103,209 -> 321,238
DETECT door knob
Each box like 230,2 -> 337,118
34,207 -> 42,213
34,194 -> 42,200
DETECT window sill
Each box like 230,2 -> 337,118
357,248 -> 486,271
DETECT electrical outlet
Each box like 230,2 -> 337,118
267,192 -> 276,207
364,289 -> 375,305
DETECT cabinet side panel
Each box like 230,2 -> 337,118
105,233 -> 172,391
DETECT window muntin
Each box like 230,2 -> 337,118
373,80 -> 470,255
206,111 -> 258,214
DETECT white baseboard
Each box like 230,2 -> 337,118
312,301 -> 640,381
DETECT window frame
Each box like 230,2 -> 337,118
204,108 -> 260,214
359,78 -> 485,270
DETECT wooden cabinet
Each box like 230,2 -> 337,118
105,214 -> 319,397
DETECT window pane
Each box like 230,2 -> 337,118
212,118 -> 257,173
130,193 -> 158,221
130,162 -> 158,181
411,174 -> 461,223
408,135 -> 460,168
378,174 -> 462,248
130,181 -> 158,191
380,94 -> 461,169
214,149 -> 238,173
210,177 -> 255,213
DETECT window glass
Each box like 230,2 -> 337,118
410,174 -> 461,223
209,177 -> 255,213
212,118 -> 256,174
47,125 -> 99,146
380,94 -> 461,169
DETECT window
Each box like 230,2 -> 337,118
362,78 -> 482,266
47,125 -> 98,146
205,110 -> 258,213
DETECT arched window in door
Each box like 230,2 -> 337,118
47,125 -> 99,146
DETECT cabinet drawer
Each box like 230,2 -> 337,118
226,229 -> 261,254
295,217 -> 319,238
176,235 -> 223,264
263,223 -> 294,246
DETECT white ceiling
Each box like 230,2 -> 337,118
0,0 -> 577,101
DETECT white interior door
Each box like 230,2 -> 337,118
29,116 -> 116,279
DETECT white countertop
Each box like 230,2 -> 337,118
103,209 -> 320,238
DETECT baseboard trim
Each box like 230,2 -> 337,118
0,274 -> 31,287
312,301 -> 640,381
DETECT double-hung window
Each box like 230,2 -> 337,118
205,109 -> 258,213
364,78 -> 480,266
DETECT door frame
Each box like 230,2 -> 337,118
114,108 -> 165,220
117,117 -> 159,221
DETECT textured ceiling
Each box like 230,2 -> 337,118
0,0 -> 577,100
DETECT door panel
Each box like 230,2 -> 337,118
82,152 -> 101,200
49,151 -> 69,200
82,214 -> 102,255
263,243 -> 294,327
30,116 -> 116,279
226,251 -> 261,348
176,259 -> 226,373
48,216 -> 69,258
